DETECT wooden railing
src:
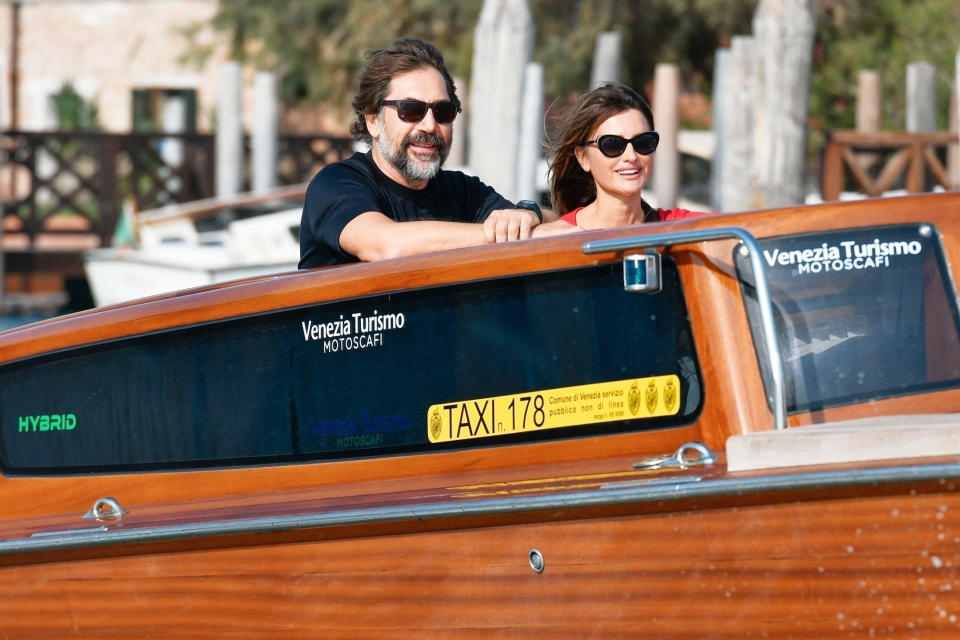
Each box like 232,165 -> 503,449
0,131 -> 352,249
822,130 -> 958,201
276,135 -> 354,187
1,131 -> 215,247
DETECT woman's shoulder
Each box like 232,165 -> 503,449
559,207 -> 584,225
656,207 -> 711,220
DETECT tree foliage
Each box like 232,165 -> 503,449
532,0 -> 757,97
50,83 -> 99,131
196,0 -> 960,137
197,0 -> 758,110
195,0 -> 483,108
812,0 -> 960,132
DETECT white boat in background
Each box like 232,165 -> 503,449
83,184 -> 306,307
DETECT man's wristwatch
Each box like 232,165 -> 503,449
516,199 -> 543,223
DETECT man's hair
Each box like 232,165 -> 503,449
350,38 -> 461,143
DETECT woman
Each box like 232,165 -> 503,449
536,82 -> 703,234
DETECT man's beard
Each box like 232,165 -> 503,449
376,112 -> 450,182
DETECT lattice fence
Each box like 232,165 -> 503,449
0,131 -> 352,248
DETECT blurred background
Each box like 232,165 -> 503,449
1,0 -> 959,320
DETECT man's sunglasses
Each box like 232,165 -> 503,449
381,99 -> 459,124
583,132 -> 660,157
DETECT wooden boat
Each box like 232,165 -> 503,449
82,184 -> 306,307
2,191 -> 960,637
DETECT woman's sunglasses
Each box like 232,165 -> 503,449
381,99 -> 459,124
583,132 -> 660,157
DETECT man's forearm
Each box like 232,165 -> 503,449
350,219 -> 488,261
340,210 -> 542,262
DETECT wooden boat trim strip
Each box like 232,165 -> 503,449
2,460 -> 958,556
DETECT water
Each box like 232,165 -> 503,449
0,289 -> 90,332
0,312 -> 57,331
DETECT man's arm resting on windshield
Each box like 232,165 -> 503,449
339,208 -> 541,262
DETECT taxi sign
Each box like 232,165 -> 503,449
427,375 -> 681,443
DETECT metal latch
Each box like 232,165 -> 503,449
633,441 -> 717,470
82,496 -> 128,522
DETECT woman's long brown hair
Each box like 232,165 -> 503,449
547,83 -> 655,215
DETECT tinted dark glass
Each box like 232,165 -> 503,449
0,262 -> 702,475
736,224 -> 960,412
381,99 -> 458,124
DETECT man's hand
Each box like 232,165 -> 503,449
482,208 -> 541,244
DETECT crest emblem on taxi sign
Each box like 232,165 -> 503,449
664,379 -> 678,413
645,380 -> 658,414
429,407 -> 443,441
628,381 -> 640,416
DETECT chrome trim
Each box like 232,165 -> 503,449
30,526 -> 108,538
582,227 -> 786,431
2,461 -> 958,557
600,476 -> 702,490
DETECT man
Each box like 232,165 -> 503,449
298,37 -> 542,268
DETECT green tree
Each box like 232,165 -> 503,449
195,0 -> 960,140
194,0 -> 758,115
531,0 -> 756,121
50,82 -> 99,131
190,0 -> 483,111
812,0 -> 960,133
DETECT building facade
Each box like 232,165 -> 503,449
0,0 -> 291,134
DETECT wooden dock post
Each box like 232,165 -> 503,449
906,62 -> 936,193
447,76 -> 467,169
855,70 -> 882,171
517,62 -> 544,204
710,47 -> 728,210
252,71 -> 278,193
468,0 -> 535,202
752,0 -> 816,208
216,62 -> 243,199
589,32 -> 621,89
856,71 -> 882,134
906,61 -> 937,133
653,63 -> 679,210
717,36 -> 756,213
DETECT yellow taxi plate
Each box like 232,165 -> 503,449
427,375 -> 681,443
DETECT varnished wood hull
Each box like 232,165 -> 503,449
4,193 -> 960,637
2,464 -> 959,638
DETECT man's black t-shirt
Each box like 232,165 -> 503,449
299,152 -> 513,268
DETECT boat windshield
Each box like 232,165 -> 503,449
0,260 -> 702,475
737,223 -> 960,413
